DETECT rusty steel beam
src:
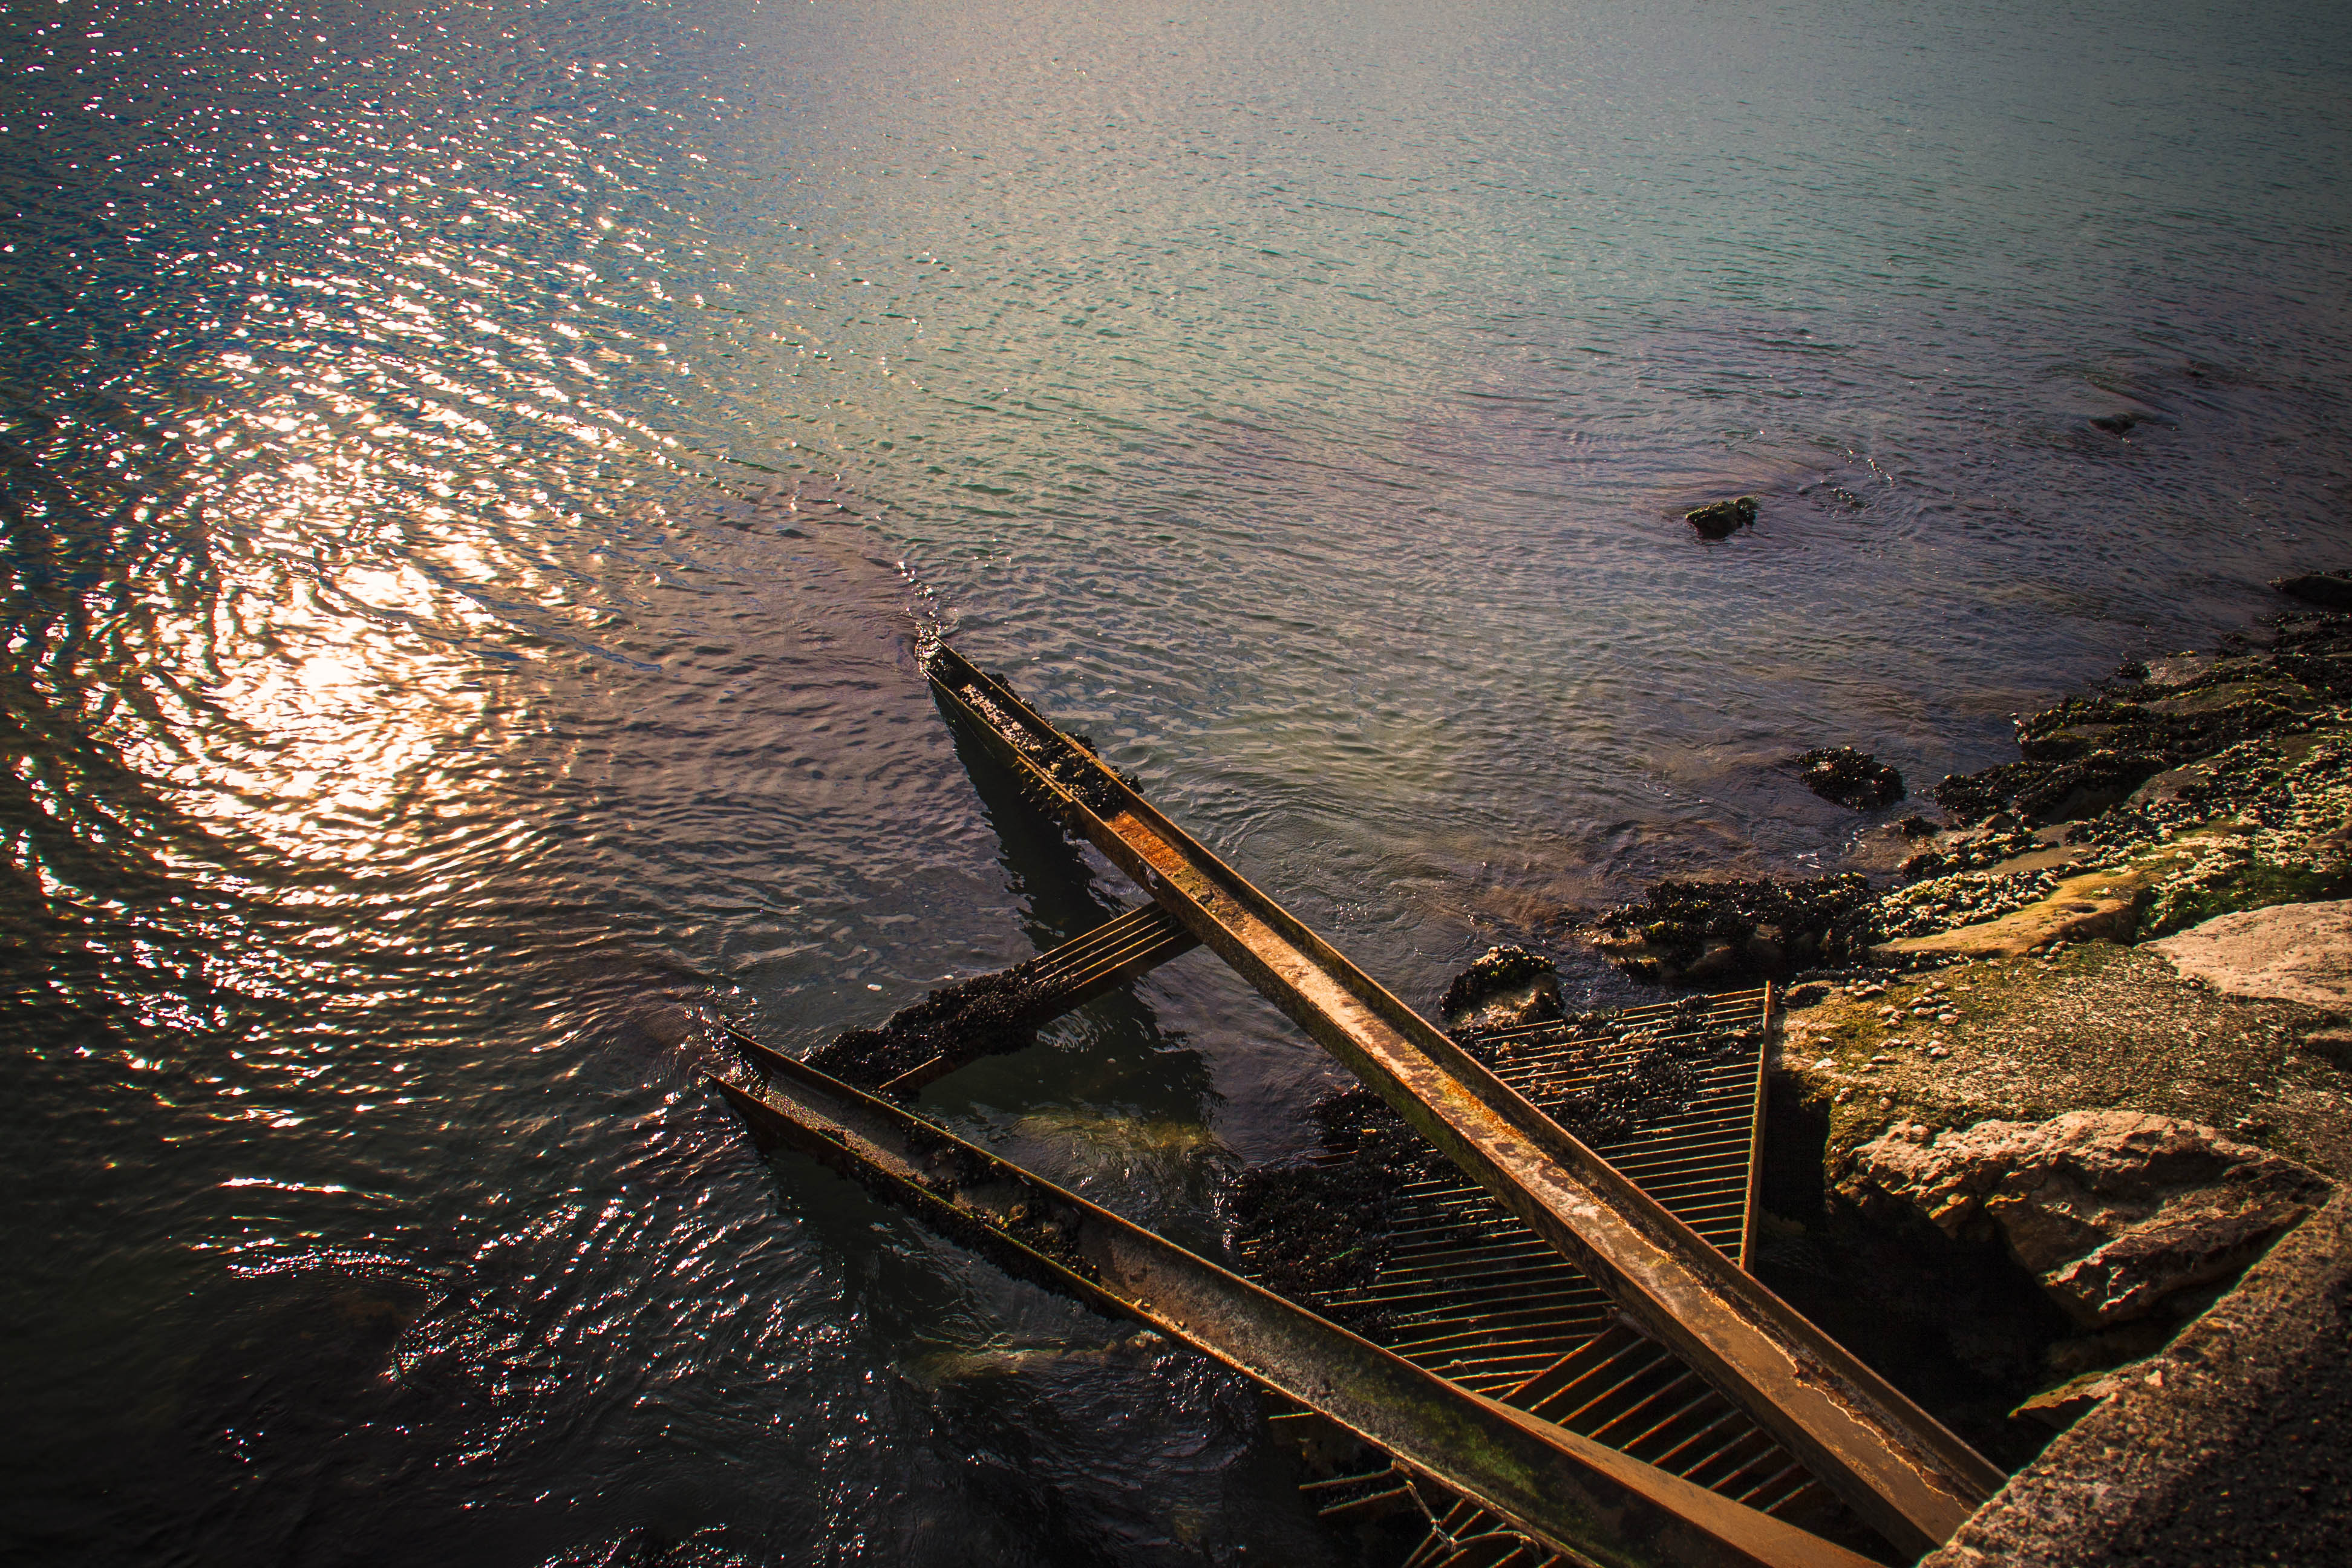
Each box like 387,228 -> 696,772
922,643 -> 2001,1558
1739,986 -> 1774,1272
662,1009 -> 1883,1568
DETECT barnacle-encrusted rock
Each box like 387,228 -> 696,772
1933,613 -> 2352,826
1592,873 -> 1880,984
1797,746 -> 1906,809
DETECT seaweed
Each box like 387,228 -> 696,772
1797,747 -> 1906,809
804,965 -> 1057,1089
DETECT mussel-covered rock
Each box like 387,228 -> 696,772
1439,944 -> 1564,1033
1593,872 -> 1881,984
804,967 -> 1050,1088
1932,616 -> 2352,825
1224,1089 -> 1449,1328
1685,495 -> 1759,540
1797,746 -> 1906,809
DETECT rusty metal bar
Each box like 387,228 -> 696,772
1739,987 -> 1774,1272
923,643 -> 1999,1556
661,1008 -> 1881,1568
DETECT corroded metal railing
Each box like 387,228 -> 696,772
918,643 -> 2000,1557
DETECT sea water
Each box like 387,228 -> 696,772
4,1 -> 2348,1561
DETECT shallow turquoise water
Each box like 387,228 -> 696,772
4,1 -> 2350,1561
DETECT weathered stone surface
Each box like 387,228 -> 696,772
2008,1362 -> 2141,1431
1874,865 -> 2150,961
2148,898 -> 2352,1011
1437,944 -> 1563,1033
1839,1110 -> 2328,1325
1922,1189 -> 2352,1568
1776,941 -> 2352,1183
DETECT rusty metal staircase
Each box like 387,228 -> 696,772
669,642 -> 2000,1567
1256,993 -> 1878,1563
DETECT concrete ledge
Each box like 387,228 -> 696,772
1918,1187 -> 2351,1567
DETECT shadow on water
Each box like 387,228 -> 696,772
937,691 -> 1132,950
850,697 -> 1227,1246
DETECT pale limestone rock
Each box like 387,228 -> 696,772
2147,898 -> 2352,1011
1840,1110 -> 2328,1326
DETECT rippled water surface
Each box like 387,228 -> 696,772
6,1 -> 2351,1561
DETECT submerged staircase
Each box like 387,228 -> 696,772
667,642 -> 1999,1568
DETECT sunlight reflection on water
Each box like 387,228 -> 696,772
5,0 -> 2351,1561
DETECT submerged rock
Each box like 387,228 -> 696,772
1439,945 -> 1563,1032
1684,495 -> 1758,540
2273,570 -> 2352,610
1797,746 -> 1906,809
1839,1111 -> 2330,1327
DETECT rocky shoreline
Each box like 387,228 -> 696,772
1575,587 -> 2352,1558
1223,587 -> 2351,1561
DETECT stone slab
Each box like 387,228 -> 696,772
1918,1188 -> 2351,1567
2148,899 -> 2352,1012
1874,867 -> 2150,961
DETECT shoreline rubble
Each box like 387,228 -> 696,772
1564,588 -> 2352,1561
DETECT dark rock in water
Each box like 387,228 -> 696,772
1936,749 -> 2167,828
804,966 -> 1051,1088
1895,813 -> 1941,839
1592,872 -> 1880,985
2273,570 -> 2352,610
1685,495 -> 1758,540
1797,746 -> 1906,809
2089,411 -> 2144,435
1439,944 -> 1563,1033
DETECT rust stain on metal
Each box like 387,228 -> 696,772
1740,985 -> 1775,1272
922,643 -> 2000,1557
685,1011 -> 1883,1568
